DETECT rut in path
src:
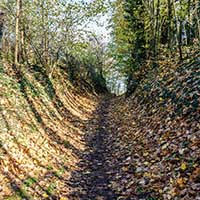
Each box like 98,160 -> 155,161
68,97 -> 118,200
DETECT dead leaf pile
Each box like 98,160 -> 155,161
104,55 -> 200,199
0,65 -> 98,199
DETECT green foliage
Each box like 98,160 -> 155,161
47,165 -> 53,170
0,63 -> 4,73
14,186 -> 30,200
47,182 -> 56,195
0,0 -> 109,93
23,177 -> 37,187
108,0 -> 200,95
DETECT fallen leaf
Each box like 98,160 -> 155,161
176,178 -> 186,188
180,162 -> 187,171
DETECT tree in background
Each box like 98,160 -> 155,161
0,0 -> 108,93
0,12 -> 4,43
109,0 -> 200,96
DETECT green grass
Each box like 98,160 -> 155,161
23,177 -> 37,187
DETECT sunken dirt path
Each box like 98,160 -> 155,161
68,97 -> 119,200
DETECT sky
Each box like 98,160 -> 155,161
86,14 -> 111,44
73,0 -> 112,44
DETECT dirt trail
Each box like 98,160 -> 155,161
68,97 -> 118,200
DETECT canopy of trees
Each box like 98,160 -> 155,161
1,0 -> 199,95
109,0 -> 200,95
0,0 -> 109,93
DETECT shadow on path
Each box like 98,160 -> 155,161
68,97 -> 118,200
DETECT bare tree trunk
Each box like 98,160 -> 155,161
153,0 -> 160,65
195,0 -> 200,42
41,0 -> 49,67
19,0 -> 25,62
172,0 -> 182,60
178,19 -> 183,61
15,0 -> 21,66
0,12 -> 4,44
187,0 -> 191,45
167,0 -> 172,55
178,0 -> 183,61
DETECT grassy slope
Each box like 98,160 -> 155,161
106,54 -> 200,199
0,63 -> 98,199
